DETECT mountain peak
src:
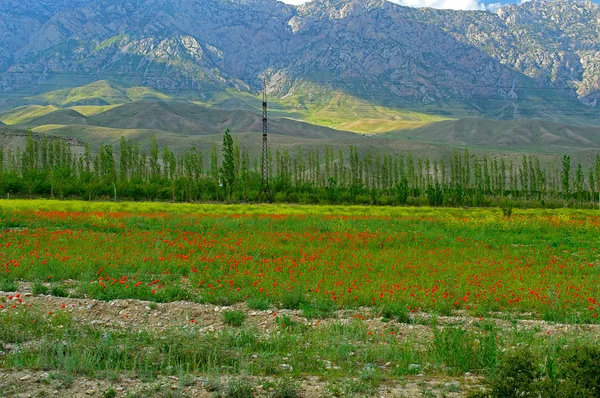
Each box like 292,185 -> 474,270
1,0 -> 599,121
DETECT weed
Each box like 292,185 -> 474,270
280,289 -> 307,310
300,299 -> 336,319
48,372 -> 74,389
246,298 -> 271,311
50,285 -> 69,298
379,302 -> 412,324
271,378 -> 299,398
0,279 -> 18,291
225,378 -> 253,398
32,281 -> 49,295
277,314 -> 300,331
103,389 -> 117,398
223,310 -> 247,327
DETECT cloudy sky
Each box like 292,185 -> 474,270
279,0 -> 531,11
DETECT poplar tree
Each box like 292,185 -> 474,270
220,129 -> 236,200
562,155 -> 571,200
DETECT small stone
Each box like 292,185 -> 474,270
19,375 -> 31,381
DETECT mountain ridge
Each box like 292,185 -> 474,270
0,0 -> 598,123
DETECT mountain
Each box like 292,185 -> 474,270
0,0 -> 599,124
391,118 -> 600,151
3,101 -> 359,143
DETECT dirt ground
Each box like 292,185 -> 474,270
2,284 -> 599,397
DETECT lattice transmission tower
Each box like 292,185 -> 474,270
261,78 -> 270,200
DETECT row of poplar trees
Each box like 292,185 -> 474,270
1,130 -> 600,208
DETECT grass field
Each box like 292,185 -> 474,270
1,200 -> 600,397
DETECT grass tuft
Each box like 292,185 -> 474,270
223,310 -> 247,327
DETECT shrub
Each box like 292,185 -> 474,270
553,344 -> 600,397
0,279 -> 18,292
500,200 -> 513,219
472,344 -> 600,398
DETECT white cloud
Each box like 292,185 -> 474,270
279,0 -> 488,11
486,2 -> 503,11
392,0 -> 485,10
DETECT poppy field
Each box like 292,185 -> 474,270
2,200 -> 600,397
1,200 -> 600,322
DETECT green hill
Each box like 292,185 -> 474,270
28,109 -> 88,126
27,81 -> 132,107
83,102 -> 357,140
391,118 -> 600,152
0,105 -> 60,125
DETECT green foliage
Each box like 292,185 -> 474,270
246,298 -> 271,311
474,344 -> 600,398
0,130 -> 597,209
277,314 -> 300,331
225,378 -> 253,398
500,200 -> 513,218
552,345 -> 600,397
300,299 -> 337,319
486,347 -> 540,398
280,289 -> 308,310
271,379 -> 299,398
0,279 -> 18,291
378,302 -> 412,324
50,285 -> 69,297
221,129 -> 236,200
223,310 -> 246,327
103,388 -> 117,398
32,281 -> 50,295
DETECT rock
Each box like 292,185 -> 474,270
0,0 -> 595,118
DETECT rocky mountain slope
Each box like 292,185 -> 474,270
0,0 -> 599,122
